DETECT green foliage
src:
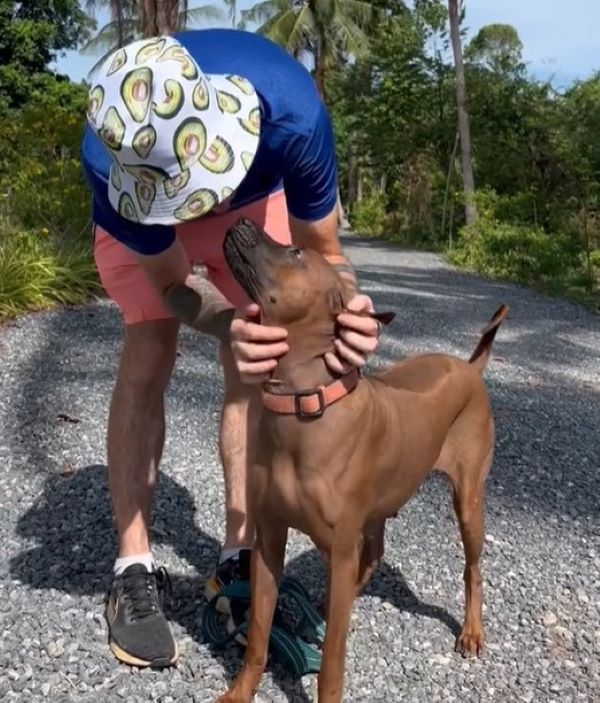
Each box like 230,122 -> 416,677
327,8 -> 600,306
82,1 -> 224,73
448,218 -> 582,284
0,79 -> 100,321
0,81 -> 91,234
350,194 -> 387,236
465,23 -> 523,74
0,0 -> 94,108
240,0 -> 379,98
0,226 -> 100,320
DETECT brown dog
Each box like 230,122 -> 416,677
217,218 -> 508,703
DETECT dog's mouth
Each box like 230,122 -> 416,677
223,218 -> 265,303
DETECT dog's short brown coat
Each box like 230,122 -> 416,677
217,219 -> 508,703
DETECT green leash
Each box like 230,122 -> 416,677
201,577 -> 326,677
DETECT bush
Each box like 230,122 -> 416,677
349,194 -> 387,236
448,219 -> 583,285
0,226 -> 100,319
0,78 -> 100,321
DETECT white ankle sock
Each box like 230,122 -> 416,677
114,552 -> 155,576
219,547 -> 244,565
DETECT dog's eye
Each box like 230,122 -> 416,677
289,247 -> 302,259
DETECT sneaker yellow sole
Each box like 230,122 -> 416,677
204,576 -> 232,614
109,640 -> 179,668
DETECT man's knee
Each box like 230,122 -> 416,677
118,319 -> 179,391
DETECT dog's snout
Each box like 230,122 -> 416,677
229,217 -> 261,248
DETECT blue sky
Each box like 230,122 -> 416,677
54,0 -> 598,89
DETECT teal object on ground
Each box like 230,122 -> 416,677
201,577 -> 326,677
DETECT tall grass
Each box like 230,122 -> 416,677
0,226 -> 100,320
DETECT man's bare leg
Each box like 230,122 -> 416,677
105,318 -> 180,668
205,344 -> 261,608
219,343 -> 261,550
107,319 -> 179,557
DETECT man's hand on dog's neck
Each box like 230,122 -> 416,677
290,211 -> 378,376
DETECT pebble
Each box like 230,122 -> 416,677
46,640 -> 65,658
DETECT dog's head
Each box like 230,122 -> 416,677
223,217 -> 394,331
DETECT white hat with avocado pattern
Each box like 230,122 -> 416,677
86,36 -> 261,225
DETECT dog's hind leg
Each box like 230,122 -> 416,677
356,520 -> 385,596
447,441 -> 493,658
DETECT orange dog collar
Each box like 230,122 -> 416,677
262,369 -> 360,419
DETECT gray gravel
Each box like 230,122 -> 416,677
0,233 -> 599,702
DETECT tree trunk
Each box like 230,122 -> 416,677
138,0 -> 182,36
313,47 -> 346,227
347,146 -> 358,207
314,48 -> 326,102
442,130 -> 460,245
115,0 -> 126,46
448,0 -> 477,225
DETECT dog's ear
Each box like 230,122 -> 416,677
370,310 -> 396,325
328,286 -> 395,325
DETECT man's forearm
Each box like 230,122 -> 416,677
289,210 -> 360,297
163,272 -> 235,343
133,240 -> 235,343
323,253 -> 359,297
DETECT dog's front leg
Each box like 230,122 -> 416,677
216,522 -> 288,703
318,535 -> 360,703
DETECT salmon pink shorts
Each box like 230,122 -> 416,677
94,190 -> 291,325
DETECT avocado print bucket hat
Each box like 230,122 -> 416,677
86,36 -> 261,225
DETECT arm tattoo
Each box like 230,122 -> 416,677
324,254 -> 359,296
163,274 -> 235,343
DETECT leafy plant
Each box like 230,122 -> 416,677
448,218 -> 583,286
350,194 -> 387,236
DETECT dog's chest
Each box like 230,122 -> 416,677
257,447 -> 342,541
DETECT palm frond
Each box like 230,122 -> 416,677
336,0 -> 379,29
283,4 -> 316,54
330,10 -> 370,58
182,4 -> 225,27
239,0 -> 290,29
254,7 -> 294,40
80,19 -> 137,55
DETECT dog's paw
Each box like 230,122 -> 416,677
455,627 -> 485,658
215,693 -> 245,703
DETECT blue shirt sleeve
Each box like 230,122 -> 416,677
280,103 -> 339,222
81,127 -> 176,256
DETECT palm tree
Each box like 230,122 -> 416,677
222,0 -> 238,26
239,0 -> 378,227
448,0 -> 477,224
82,0 -> 225,74
239,0 -> 377,101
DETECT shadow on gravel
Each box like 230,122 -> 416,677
358,264 -> 599,381
9,464 -> 219,595
8,463 -> 313,702
284,547 -> 462,639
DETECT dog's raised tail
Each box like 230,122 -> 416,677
468,304 -> 509,373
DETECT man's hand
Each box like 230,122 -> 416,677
230,303 -> 289,384
324,294 -> 381,375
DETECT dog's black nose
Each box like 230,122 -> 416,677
230,217 -> 261,248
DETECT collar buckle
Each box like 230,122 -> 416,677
294,388 -> 325,419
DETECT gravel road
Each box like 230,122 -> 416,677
0,234 -> 598,702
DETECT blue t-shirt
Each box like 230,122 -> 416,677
81,28 -> 338,255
